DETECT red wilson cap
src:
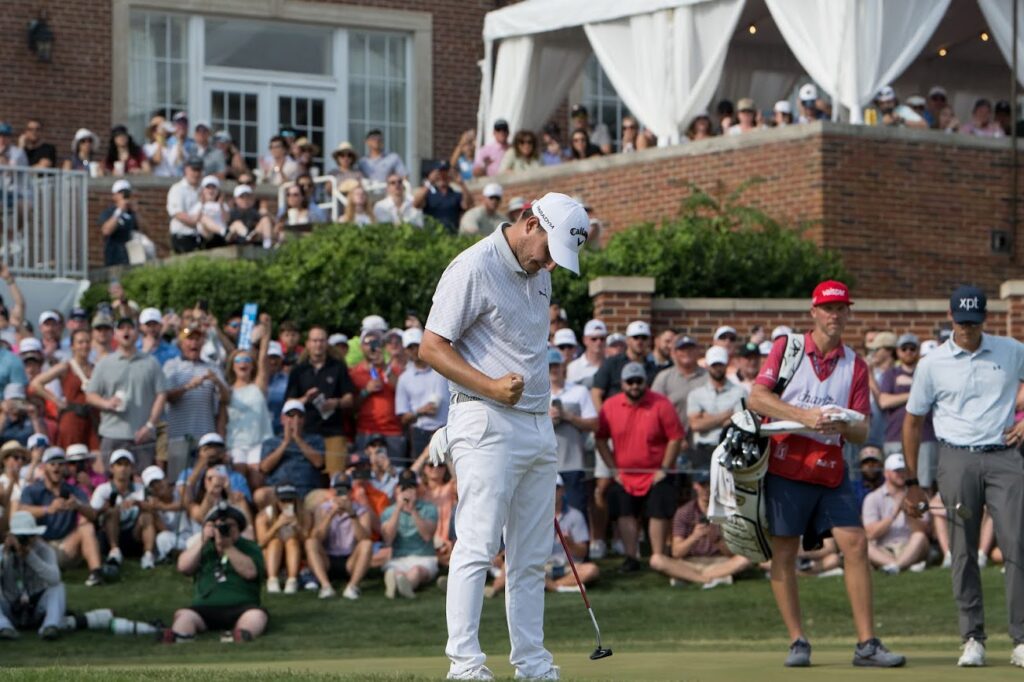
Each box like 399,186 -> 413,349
812,280 -> 852,306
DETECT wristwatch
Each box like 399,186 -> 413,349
904,477 -> 919,488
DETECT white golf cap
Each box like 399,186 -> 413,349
141,465 -> 165,488
27,433 -> 49,449
774,100 -> 792,115
714,326 -> 737,340
194,119 -> 212,131
282,399 -> 306,415
328,333 -> 349,346
201,175 -> 220,189
928,85 -> 948,99
508,196 -> 525,212
402,327 -> 424,348
18,337 -> 43,354
267,341 -> 284,357
607,333 -> 627,346
583,319 -> 608,338
110,449 -> 135,465
626,320 -> 651,338
197,432 -> 225,448
877,85 -> 896,101
233,184 -> 253,199
9,511 -> 45,536
361,315 -> 388,332
139,307 -> 162,325
531,192 -> 589,275
41,446 -> 66,464
552,328 -> 578,347
920,339 -> 939,356
705,346 -> 730,366
483,182 -> 503,198
65,443 -> 91,461
38,310 -> 60,326
111,179 -> 132,195
799,83 -> 818,101
770,325 -> 793,340
884,452 -> 907,471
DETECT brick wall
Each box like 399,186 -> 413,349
469,122 -> 1024,298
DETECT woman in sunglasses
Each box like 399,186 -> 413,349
224,317 -> 273,491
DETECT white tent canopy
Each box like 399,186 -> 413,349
478,0 -> 1019,143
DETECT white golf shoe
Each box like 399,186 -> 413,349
1011,643 -> 1024,667
958,638 -> 985,667
514,665 -> 559,680
446,665 -> 495,680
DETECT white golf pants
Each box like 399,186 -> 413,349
445,400 -> 557,679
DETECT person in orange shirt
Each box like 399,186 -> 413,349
348,330 -> 406,464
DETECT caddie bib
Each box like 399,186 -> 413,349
768,343 -> 854,487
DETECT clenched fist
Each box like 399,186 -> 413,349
491,373 -> 525,406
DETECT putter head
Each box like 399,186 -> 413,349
590,647 -> 613,660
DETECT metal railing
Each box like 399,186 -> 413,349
0,167 -> 89,279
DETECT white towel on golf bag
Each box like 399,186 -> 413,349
758,405 -> 864,436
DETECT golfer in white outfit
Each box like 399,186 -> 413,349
420,193 -> 589,681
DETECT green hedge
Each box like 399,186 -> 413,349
82,187 -> 847,332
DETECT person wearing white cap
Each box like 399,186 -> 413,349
99,178 -> 139,267
551,328 -> 578,365
420,191 -> 589,681
35,310 -> 66,365
258,400 -> 327,500
591,320 -> 657,412
0,510 -> 67,640
227,184 -> 274,249
89,449 -> 155,570
135,307 -> 180,366
174,432 -> 253,509
373,171 -> 423,228
188,174 -> 229,248
686,347 -> 746,470
459,183 -> 504,237
873,86 -> 926,129
140,464 -> 195,561
395,327 -> 450,461
773,101 -> 794,127
797,84 -> 824,124
566,319 -> 607,388
167,154 -> 204,253
265,341 -> 289,434
17,447 -> 104,586
712,326 -> 738,357
861,452 -> 930,576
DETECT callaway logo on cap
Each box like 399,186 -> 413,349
531,193 -> 589,275
811,280 -> 852,306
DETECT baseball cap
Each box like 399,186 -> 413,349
282,399 -> 306,416
950,285 -> 987,324
41,447 -> 66,464
859,447 -> 882,463
194,120 -> 212,132
626,320 -> 651,337
92,311 -> 114,329
483,183 -> 503,199
197,432 -> 225,448
65,443 -> 92,462
110,449 -> 135,466
141,465 -> 165,488
531,193 -> 589,275
116,316 -> 136,329
201,175 -> 220,189
621,362 -> 646,382
69,306 -> 88,321
38,310 -> 61,326
877,85 -> 896,102
799,84 -> 818,102
770,325 -> 793,340
996,99 -> 1012,114
714,326 -> 737,340
361,315 -> 388,333
547,348 -> 564,365
674,335 -> 698,349
397,469 -> 419,490
19,337 -> 43,356
493,118 -> 510,131
171,111 -> 188,123
275,483 -> 299,501
360,328 -> 383,343
402,328 -> 423,348
738,341 -> 760,358
583,319 -> 607,338
508,197 -> 525,212
928,85 -> 948,99
385,327 -> 404,342
896,333 -> 920,348
774,100 -> 792,115
213,130 -> 232,144
570,104 -> 588,117
705,346 -> 730,366
364,128 -> 382,139
267,341 -> 284,357
607,333 -> 627,346
906,95 -> 926,108
920,339 -> 939,356
233,184 -> 253,199
27,433 -> 49,449
185,156 -> 204,170
328,333 -> 349,346
331,472 -> 352,491
433,160 -> 451,172
867,332 -> 898,350
203,502 -> 248,532
111,179 -> 132,195
139,307 -> 162,325
553,328 -> 578,347
884,452 -> 907,471
737,98 -> 756,112
0,123 -> 13,136
811,280 -> 852,306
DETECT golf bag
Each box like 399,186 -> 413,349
708,333 -> 806,563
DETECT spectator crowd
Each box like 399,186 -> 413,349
0,258 -> 987,643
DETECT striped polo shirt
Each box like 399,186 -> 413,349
163,356 -> 222,439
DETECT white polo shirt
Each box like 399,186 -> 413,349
907,333 -> 1024,446
426,225 -> 551,413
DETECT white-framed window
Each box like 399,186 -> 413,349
128,11 -> 189,137
581,56 -> 632,151
348,31 -> 410,162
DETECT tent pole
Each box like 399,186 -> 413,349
1013,0 -> 1019,259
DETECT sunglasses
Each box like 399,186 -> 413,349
284,410 -> 303,417
898,345 -> 918,352
557,344 -> 575,350
631,335 -> 650,341
624,378 -> 645,386
718,334 -> 737,341
233,355 -> 253,364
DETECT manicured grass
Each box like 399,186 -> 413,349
2,558 -> 1017,679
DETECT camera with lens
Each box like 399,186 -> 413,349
215,522 -> 233,537
14,534 -> 31,546
368,339 -> 382,352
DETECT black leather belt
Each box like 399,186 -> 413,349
939,440 -> 1010,453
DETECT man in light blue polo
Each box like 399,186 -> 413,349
903,284 -> 1024,668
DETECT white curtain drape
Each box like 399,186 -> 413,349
584,0 -> 744,143
483,31 -> 591,140
979,0 -> 1024,87
128,25 -> 158,139
766,0 -> 949,123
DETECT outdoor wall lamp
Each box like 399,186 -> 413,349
28,16 -> 54,62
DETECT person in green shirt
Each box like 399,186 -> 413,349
163,502 -> 267,643
381,469 -> 438,599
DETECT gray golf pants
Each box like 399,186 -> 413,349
0,583 -> 65,635
937,445 -> 1024,644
